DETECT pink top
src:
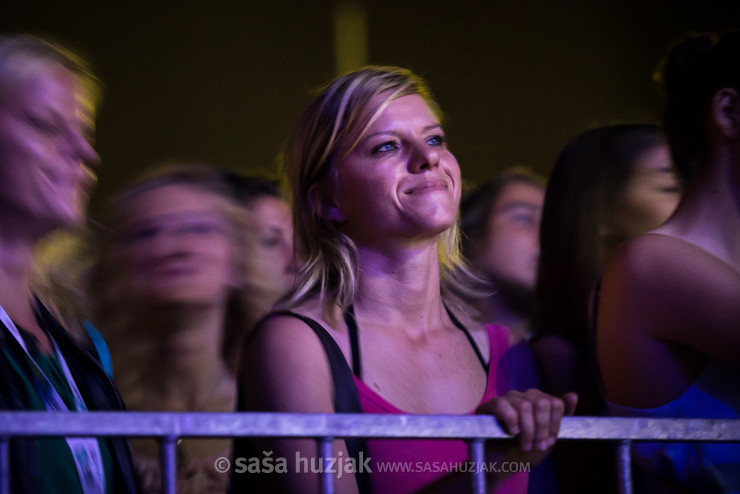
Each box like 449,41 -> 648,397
354,324 -> 529,493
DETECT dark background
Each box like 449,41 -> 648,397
3,1 -> 739,215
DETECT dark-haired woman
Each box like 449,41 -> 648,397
596,31 -> 740,492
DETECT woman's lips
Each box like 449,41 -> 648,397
404,179 -> 448,194
146,261 -> 197,278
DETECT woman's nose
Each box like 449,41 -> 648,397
408,142 -> 440,172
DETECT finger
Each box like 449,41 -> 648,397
514,398 -> 535,452
547,395 -> 566,442
485,397 -> 522,436
522,390 -> 554,450
562,392 -> 579,416
531,395 -> 554,451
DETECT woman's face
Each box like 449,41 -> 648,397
0,62 -> 99,232
478,181 -> 544,292
243,195 -> 297,296
608,144 -> 681,240
331,94 -> 461,248
115,184 -> 238,306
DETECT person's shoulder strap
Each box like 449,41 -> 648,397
265,311 -> 371,494
82,321 -> 114,379
268,311 -> 360,413
343,306 -> 362,378
444,304 -> 489,372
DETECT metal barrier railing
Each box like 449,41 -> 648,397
1,412 -> 739,494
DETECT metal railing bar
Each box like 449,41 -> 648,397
160,435 -> 177,494
318,436 -> 334,494
617,440 -> 633,494
2,413 -> 739,494
0,413 -> 738,443
469,438 -> 486,494
0,436 -> 8,494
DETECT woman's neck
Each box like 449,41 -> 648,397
123,305 -> 234,410
0,237 -> 43,336
659,148 -> 740,269
352,242 -> 447,336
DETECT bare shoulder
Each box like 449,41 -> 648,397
602,233 -> 740,307
605,233 -> 732,281
598,232 -> 740,363
239,303 -> 339,413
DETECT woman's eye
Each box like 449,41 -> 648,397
261,236 -> 282,248
659,185 -> 682,194
26,114 -> 62,135
124,227 -> 158,243
427,134 -> 446,147
371,141 -> 398,153
511,213 -> 535,226
181,222 -> 221,236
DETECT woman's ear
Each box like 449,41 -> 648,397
308,183 -> 345,222
712,88 -> 740,140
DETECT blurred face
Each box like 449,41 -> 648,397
478,182 -> 544,291
244,196 -> 296,295
115,184 -> 237,306
609,144 -> 681,239
332,94 -> 461,247
0,62 -> 99,233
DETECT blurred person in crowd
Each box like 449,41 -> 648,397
234,66 -> 576,494
221,173 -> 297,374
596,31 -> 740,493
0,34 -> 139,493
536,123 -> 680,414
461,169 -> 556,494
91,164 -> 248,494
535,123 -> 681,493
461,168 -> 545,342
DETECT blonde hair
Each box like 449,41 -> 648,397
281,66 -> 485,312
0,34 -> 101,115
7,34 -> 101,340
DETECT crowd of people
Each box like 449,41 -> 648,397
0,28 -> 738,494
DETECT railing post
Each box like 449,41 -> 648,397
617,439 -> 633,494
0,436 -> 8,494
469,438 -> 486,494
160,435 -> 178,494
319,436 -> 335,494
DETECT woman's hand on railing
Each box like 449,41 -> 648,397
476,389 -> 578,464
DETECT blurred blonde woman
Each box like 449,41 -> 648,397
0,35 -> 138,493
92,164 -> 249,494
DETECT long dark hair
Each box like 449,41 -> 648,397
537,124 -> 666,348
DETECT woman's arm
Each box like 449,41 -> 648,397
597,233 -> 740,406
236,314 -> 360,494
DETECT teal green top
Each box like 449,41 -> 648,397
2,335 -> 114,494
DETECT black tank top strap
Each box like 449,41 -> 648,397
343,305 -> 362,379
341,305 -> 488,375
260,310 -> 371,494
267,311 -> 361,413
444,304 -> 489,373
